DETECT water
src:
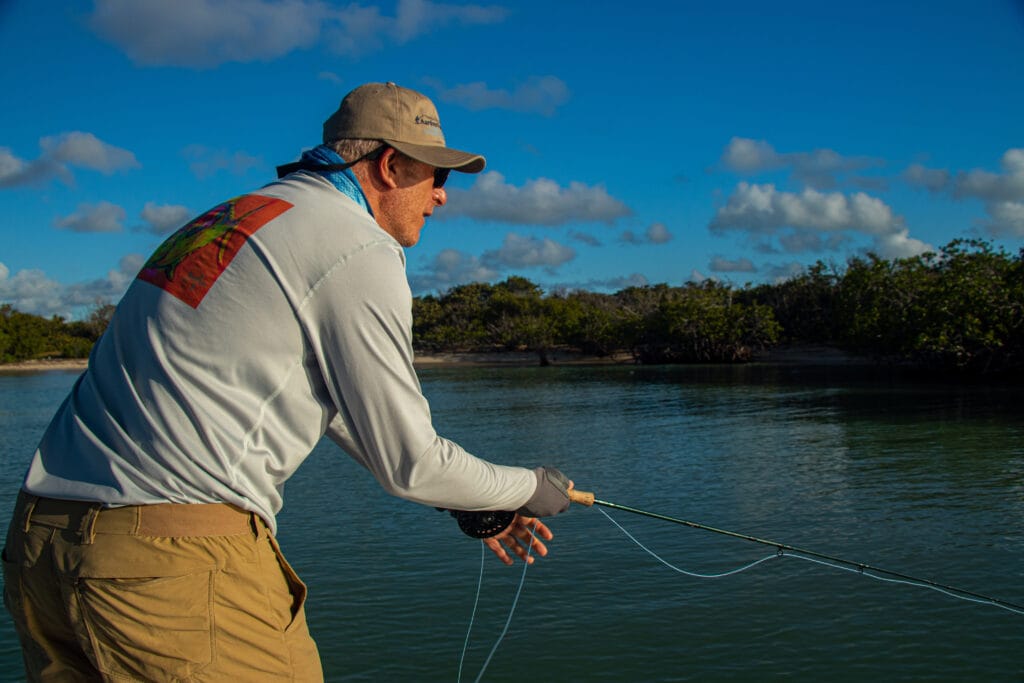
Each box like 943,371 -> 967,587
1,364 -> 1022,682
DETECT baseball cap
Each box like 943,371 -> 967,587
323,82 -> 485,173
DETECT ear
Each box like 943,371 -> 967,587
374,147 -> 402,190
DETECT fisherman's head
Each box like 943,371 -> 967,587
323,82 -> 485,246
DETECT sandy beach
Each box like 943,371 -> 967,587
0,353 -> 618,374
412,350 -> 635,367
0,345 -> 863,374
0,358 -> 90,374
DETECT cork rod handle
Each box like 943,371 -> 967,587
569,489 -> 595,507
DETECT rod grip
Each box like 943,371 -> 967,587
569,489 -> 595,507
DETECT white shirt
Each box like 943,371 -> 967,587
23,173 -> 536,533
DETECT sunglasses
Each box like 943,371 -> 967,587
433,167 -> 451,189
371,143 -> 450,188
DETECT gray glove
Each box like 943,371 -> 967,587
517,466 -> 571,517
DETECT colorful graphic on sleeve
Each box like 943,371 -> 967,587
138,195 -> 293,308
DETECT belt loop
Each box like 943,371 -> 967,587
80,505 -> 100,545
248,512 -> 263,539
21,494 -> 39,533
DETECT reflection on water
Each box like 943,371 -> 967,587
1,364 -> 1022,681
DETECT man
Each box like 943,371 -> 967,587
3,82 -> 573,682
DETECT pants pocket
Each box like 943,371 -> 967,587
266,534 -> 309,633
2,523 -> 49,671
76,569 -> 215,680
260,535 -> 323,681
2,548 -> 26,640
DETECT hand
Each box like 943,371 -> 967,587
518,467 -> 573,517
483,513 -> 553,566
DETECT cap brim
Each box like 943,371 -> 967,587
384,140 -> 486,173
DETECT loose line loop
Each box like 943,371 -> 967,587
457,501 -> 1021,682
595,505 -> 1024,616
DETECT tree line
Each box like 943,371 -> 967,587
3,239 -> 1022,376
415,238 -> 1022,375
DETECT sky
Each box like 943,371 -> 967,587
1,0 -> 1022,319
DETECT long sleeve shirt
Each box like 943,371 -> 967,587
23,172 -> 536,533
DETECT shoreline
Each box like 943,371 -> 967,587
0,359 -> 90,374
412,350 -> 635,367
0,345 -> 868,375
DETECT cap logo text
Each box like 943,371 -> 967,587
415,114 -> 441,129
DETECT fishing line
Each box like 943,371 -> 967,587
456,541 -> 485,683
572,490 -> 1024,616
596,506 -> 782,578
459,521 -> 538,683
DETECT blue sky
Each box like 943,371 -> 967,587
1,0 -> 1022,319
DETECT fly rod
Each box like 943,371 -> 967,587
568,489 -> 1024,614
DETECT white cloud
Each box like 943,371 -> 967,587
63,255 -> 145,308
90,0 -> 329,67
0,255 -> 142,318
409,248 -> 500,294
619,230 -> 642,245
569,230 -> 602,246
721,137 -> 781,173
319,4 -> 390,55
903,148 -> 1024,238
0,148 -> 28,182
481,233 -> 575,270
605,273 -> 649,291
777,232 -> 820,252
409,234 -> 577,293
139,202 -> 192,235
710,182 -> 931,259
392,0 -> 507,43
711,183 -> 903,235
40,132 -> 140,173
765,261 -> 807,282
618,224 -> 673,245
646,222 -> 673,244
317,70 -> 343,85
952,148 -> 1024,202
182,145 -> 262,179
710,256 -> 756,273
984,201 -> 1024,237
720,137 -> 883,189
54,202 -> 127,233
552,272 -> 649,293
89,0 -> 508,68
872,229 -> 933,259
428,76 -> 570,116
903,163 -> 950,193
0,133 -> 138,189
445,171 -> 631,226
0,265 -> 63,317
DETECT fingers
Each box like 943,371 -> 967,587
520,516 -> 553,541
483,516 -> 551,565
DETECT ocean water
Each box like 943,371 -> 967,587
1,364 -> 1022,682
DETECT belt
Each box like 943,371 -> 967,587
15,491 -> 263,540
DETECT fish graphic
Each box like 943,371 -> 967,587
144,197 -> 270,281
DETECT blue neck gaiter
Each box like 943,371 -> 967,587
299,145 -> 373,216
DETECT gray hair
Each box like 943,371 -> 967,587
329,138 -> 386,163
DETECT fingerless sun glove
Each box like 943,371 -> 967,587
517,466 -> 571,517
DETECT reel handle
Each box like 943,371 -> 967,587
569,489 -> 595,507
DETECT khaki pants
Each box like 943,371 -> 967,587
2,492 -> 323,682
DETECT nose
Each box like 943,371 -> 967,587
432,187 -> 447,207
